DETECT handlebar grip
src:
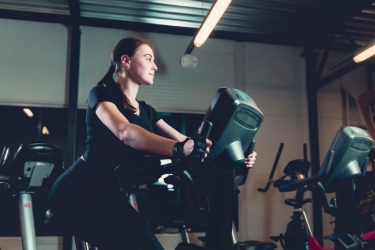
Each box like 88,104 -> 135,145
197,120 -> 213,139
244,140 -> 256,156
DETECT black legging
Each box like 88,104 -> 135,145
48,158 -> 164,250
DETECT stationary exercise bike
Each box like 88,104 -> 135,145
0,142 -> 64,250
258,142 -> 311,249
112,87 -> 274,250
275,126 -> 374,250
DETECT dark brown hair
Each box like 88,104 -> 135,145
97,37 -> 155,111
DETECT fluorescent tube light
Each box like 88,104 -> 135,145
193,0 -> 232,47
353,38 -> 375,63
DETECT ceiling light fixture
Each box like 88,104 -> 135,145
194,0 -> 232,47
353,38 -> 375,63
185,0 -> 232,54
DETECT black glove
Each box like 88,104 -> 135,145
172,135 -> 207,162
188,134 -> 207,160
172,138 -> 190,161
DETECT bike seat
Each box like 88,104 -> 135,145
285,198 -> 312,208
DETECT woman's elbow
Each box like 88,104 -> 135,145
114,125 -> 130,143
116,124 -> 140,145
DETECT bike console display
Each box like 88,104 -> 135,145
11,142 -> 64,190
278,126 -> 373,193
322,126 -> 373,192
192,87 -> 264,183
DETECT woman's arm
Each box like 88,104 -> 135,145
154,116 -> 253,165
96,101 -> 178,157
154,119 -> 188,142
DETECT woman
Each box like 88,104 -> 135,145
48,37 -> 257,249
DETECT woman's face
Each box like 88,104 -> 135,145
127,44 -> 158,85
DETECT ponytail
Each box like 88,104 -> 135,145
97,64 -> 116,87
97,64 -> 136,112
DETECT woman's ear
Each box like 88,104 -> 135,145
121,55 -> 131,69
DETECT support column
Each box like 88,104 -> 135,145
305,44 -> 323,243
64,0 -> 81,247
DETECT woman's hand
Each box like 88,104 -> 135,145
183,136 -> 212,161
245,151 -> 257,168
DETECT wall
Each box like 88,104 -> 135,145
0,17 -> 372,249
78,26 -> 238,112
239,42 -> 311,243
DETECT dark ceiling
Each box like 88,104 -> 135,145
0,0 -> 374,53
